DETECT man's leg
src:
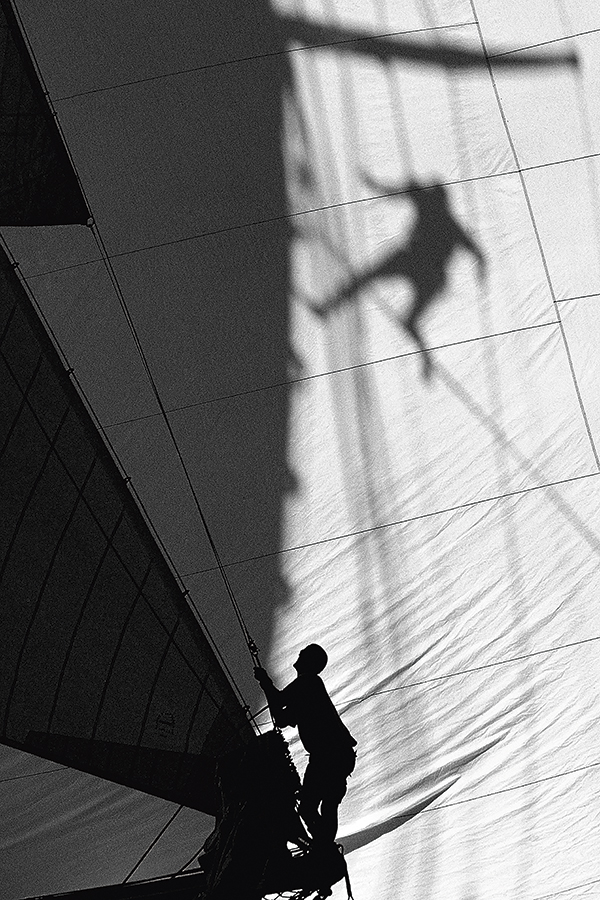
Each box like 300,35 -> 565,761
298,757 -> 323,839
319,776 -> 347,843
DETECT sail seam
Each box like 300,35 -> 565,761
182,469 -> 600,573
338,633 -> 600,702
467,2 -> 600,523
0,403 -> 72,737
532,874 -> 600,900
500,26 -> 599,490
489,28 -> 599,58
100,320 -> 560,428
53,21 -> 478,102
45,509 -> 125,736
1,345 -> 237,717
49,22 -> 593,105
1,241 -> 250,717
0,346 -> 43,459
433,758 -> 600,810
21,152 -> 600,277
122,805 -> 184,884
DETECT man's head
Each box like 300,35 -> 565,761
293,643 -> 328,675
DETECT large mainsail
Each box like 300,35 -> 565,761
0,246 -> 254,814
2,0 -> 600,897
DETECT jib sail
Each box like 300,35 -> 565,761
0,245 -> 254,815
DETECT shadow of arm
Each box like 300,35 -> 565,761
283,15 -> 578,71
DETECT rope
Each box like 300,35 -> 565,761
122,806 -> 183,883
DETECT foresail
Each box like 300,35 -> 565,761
19,872 -> 206,900
0,0 -> 88,224
0,246 -> 253,815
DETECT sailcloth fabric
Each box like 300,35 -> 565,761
0,0 -> 88,224
0,244 -> 253,816
0,0 -> 600,898
266,4 -> 600,898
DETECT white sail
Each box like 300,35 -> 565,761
1,0 -> 599,897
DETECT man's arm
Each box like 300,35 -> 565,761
254,667 -> 297,727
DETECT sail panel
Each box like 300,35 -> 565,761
0,0 -> 89,224
0,246 -> 253,814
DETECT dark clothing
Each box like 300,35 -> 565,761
259,670 -> 357,842
271,673 -> 357,757
302,743 -> 357,807
300,749 -> 354,842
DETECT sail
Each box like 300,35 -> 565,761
0,0 -> 600,898
0,244 -> 253,816
0,0 -> 88,224
19,872 -> 206,900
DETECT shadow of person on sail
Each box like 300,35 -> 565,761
314,179 -> 487,379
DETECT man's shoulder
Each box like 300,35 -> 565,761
299,673 -> 327,692
282,673 -> 325,699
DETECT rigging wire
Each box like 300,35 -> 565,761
102,319 -> 557,430
122,806 -> 184,884
88,222 -> 262,672
0,236 -> 252,725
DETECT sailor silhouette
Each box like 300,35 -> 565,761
254,644 -> 357,843
315,178 -> 487,379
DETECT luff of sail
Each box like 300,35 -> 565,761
0,0 -> 89,224
0,245 -> 254,815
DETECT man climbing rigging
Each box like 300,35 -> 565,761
254,644 -> 357,844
